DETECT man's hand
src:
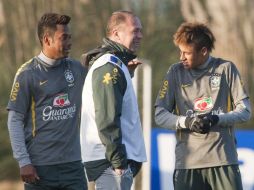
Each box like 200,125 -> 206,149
114,168 -> 125,175
185,116 -> 210,134
202,114 -> 219,128
20,164 -> 40,183
128,59 -> 142,73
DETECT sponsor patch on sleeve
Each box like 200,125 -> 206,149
159,80 -> 168,99
10,82 -> 20,101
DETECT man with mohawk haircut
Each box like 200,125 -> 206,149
155,22 -> 251,190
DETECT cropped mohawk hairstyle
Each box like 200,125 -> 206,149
173,22 -> 216,52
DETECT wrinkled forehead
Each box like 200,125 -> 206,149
133,16 -> 142,25
116,15 -> 142,32
130,16 -> 142,29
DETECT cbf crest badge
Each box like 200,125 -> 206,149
210,73 -> 221,90
64,69 -> 74,87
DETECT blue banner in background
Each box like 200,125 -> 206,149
151,129 -> 254,190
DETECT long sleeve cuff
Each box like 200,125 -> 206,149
176,116 -> 187,129
154,106 -> 180,130
18,156 -> 32,168
8,110 -> 31,168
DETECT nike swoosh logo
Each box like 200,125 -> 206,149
39,80 -> 48,85
181,84 -> 191,88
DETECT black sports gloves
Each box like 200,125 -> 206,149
185,116 -> 210,134
202,114 -> 219,128
185,114 -> 219,134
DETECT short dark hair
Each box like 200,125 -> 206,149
37,13 -> 71,46
173,22 -> 216,52
106,10 -> 136,37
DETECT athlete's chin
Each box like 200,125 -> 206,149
182,63 -> 191,69
129,46 -> 138,53
62,52 -> 70,58
56,54 -> 69,60
130,43 -> 140,52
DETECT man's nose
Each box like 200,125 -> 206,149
180,52 -> 185,61
138,31 -> 143,39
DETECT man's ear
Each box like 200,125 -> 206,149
201,47 -> 208,56
43,33 -> 52,46
111,28 -> 121,42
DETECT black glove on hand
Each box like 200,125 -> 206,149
185,116 -> 210,134
202,114 -> 219,128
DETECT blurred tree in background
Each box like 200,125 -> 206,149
0,0 -> 253,184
